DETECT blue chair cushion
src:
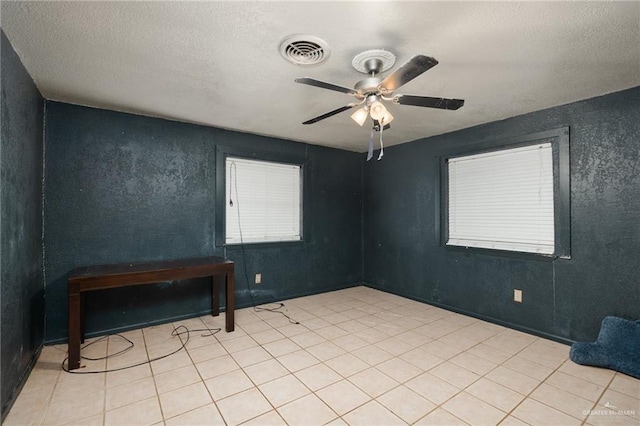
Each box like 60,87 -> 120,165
570,316 -> 640,379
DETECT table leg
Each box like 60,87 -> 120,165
68,292 -> 81,370
211,275 -> 220,317
225,271 -> 235,332
80,292 -> 86,344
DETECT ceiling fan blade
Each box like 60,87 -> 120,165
295,77 -> 358,96
379,55 -> 438,92
302,104 -> 356,125
395,95 -> 464,110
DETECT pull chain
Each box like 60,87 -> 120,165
367,126 -> 374,161
378,124 -> 384,160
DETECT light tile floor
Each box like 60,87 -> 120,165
5,286 -> 639,425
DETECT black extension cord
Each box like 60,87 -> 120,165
61,325 -> 221,374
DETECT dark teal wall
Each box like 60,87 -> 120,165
363,87 -> 640,343
1,31 -> 45,417
43,102 -> 363,342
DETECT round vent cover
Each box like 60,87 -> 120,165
279,35 -> 330,66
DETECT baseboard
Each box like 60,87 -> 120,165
44,281 -> 362,345
362,282 -> 575,346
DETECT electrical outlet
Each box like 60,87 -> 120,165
255,273 -> 262,284
514,289 -> 523,303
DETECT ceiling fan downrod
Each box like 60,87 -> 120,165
364,58 -> 383,76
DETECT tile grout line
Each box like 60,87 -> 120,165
38,349 -> 64,426
164,316 -> 227,424
318,302 -> 477,425
213,314 -> 286,425
489,337 -> 593,425
407,332 -> 518,425
248,311 -> 342,425
322,298 -> 492,424
405,322 -> 566,424
490,336 -> 557,425
587,371 -> 623,425
141,325 -> 166,425
237,300 -> 404,424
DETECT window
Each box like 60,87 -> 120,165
442,128 -> 570,258
224,157 -> 302,244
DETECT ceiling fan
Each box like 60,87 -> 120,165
295,50 -> 464,159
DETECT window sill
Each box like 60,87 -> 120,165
444,244 -> 568,261
223,240 -> 305,250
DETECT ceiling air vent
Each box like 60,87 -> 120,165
279,35 -> 330,66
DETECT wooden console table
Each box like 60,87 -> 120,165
67,256 -> 234,370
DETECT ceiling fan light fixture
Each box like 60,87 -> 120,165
381,110 -> 394,125
351,108 -> 369,126
369,101 -> 388,121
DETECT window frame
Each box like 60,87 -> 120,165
215,146 -> 308,248
439,127 -> 570,260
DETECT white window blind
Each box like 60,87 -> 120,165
225,157 -> 301,244
447,143 -> 555,254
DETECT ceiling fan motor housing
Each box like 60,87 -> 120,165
364,58 -> 383,74
354,77 -> 383,96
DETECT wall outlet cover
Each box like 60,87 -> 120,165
514,289 -> 523,303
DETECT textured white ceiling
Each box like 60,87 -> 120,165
2,1 -> 639,152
